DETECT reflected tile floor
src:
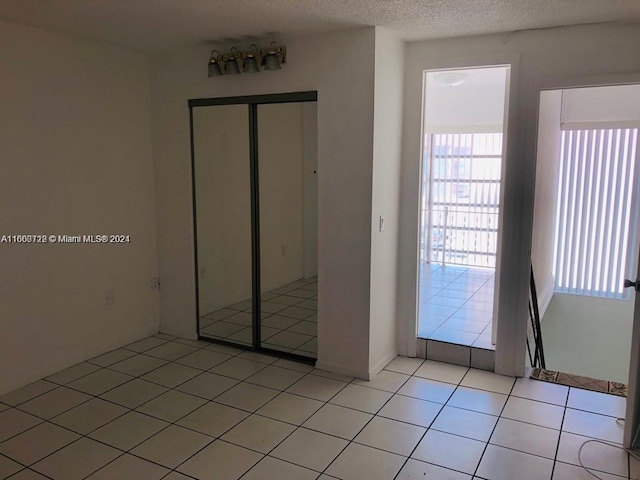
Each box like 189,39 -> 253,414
419,263 -> 496,350
199,277 -> 317,358
0,336 -> 634,480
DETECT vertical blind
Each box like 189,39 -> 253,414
553,128 -> 639,298
422,132 -> 502,268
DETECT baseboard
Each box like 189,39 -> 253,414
368,350 -> 398,379
314,360 -> 369,380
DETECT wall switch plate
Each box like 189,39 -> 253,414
379,216 -> 385,232
151,277 -> 160,291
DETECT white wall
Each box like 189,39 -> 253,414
531,90 -> 562,315
542,293 -> 634,383
0,21 -> 158,395
193,105 -> 252,315
369,28 -> 405,374
562,84 -> 640,127
398,24 -> 640,375
150,28 -> 376,377
424,66 -> 508,133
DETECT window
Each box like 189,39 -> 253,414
420,132 -> 502,267
552,128 -> 639,298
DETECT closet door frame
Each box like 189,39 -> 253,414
189,91 -> 317,363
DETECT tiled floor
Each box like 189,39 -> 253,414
0,334 -> 635,480
419,263 -> 496,350
199,277 -> 317,358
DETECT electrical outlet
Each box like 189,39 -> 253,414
105,290 -> 115,306
151,277 -> 160,291
379,216 -> 385,232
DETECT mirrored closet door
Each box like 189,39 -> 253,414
190,92 -> 318,361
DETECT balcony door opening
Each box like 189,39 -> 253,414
417,66 -> 510,351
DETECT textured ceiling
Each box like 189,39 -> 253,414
1,0 -> 640,52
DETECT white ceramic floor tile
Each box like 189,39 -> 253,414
310,369 -> 354,383
326,442 -> 405,480
446,386 -> 508,416
563,408 -> 624,444
266,331 -> 314,349
237,351 -> 279,365
567,388 -> 626,418
7,468 -> 58,479
476,444 -> 553,480
303,403 -> 372,440
460,368 -> 515,394
177,402 -> 249,437
177,440 -> 263,480
245,366 -> 305,390
175,349 -> 231,370
108,354 -> 167,376
210,358 -> 268,380
413,360 -> 468,385
85,453 -> 170,480
397,377 -> 456,404
384,357 -> 424,375
431,405 -> 498,441
552,461 -> 625,480
0,422 -> 80,466
0,381 -> 58,406
141,363 -> 200,388
378,394 -> 442,427
131,424 -> 212,468
176,372 -> 238,400
396,458 -> 472,479
354,416 -> 425,456
51,398 -> 127,434
271,428 -> 348,472
88,349 -> 137,367
353,370 -> 410,393
136,390 -> 207,422
163,472 -> 194,480
256,392 -> 324,425
241,456 -> 318,480
490,417 -> 559,459
45,363 -> 101,385
512,377 -> 569,406
100,379 -> 168,408
221,415 -> 295,453
0,454 -> 23,478
123,337 -> 168,353
31,437 -> 120,480
556,431 -> 629,477
501,395 -> 565,430
18,386 -> 91,420
286,375 -> 347,402
68,369 -> 133,396
0,409 -> 42,442
215,383 -> 280,412
329,384 -> 393,414
411,429 -> 485,475
144,342 -> 198,361
88,411 -> 168,451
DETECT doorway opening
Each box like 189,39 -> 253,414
531,84 -> 640,385
417,66 -> 510,350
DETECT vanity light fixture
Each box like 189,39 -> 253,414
207,41 -> 287,77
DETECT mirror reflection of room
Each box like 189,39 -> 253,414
258,102 -> 318,357
193,104 -> 254,346
193,99 -> 318,358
